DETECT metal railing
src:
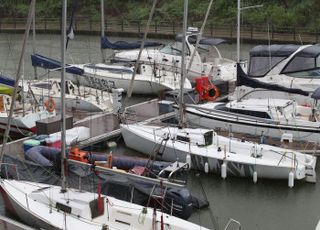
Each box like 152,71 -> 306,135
0,17 -> 319,43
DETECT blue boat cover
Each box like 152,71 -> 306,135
31,54 -> 84,75
0,74 -> 15,88
25,146 -> 61,167
101,36 -> 162,50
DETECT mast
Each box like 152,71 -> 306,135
186,0 -> 213,74
236,0 -> 241,63
60,0 -> 67,193
126,0 -> 158,99
178,0 -> 188,127
100,0 -> 106,63
32,0 -> 38,80
237,0 -> 263,63
0,0 -> 35,164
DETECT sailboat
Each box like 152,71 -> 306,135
0,1 -> 209,229
182,64 -> 320,143
0,45 -> 55,135
113,28 -> 238,83
70,62 -> 192,95
22,77 -> 118,113
29,53 -> 123,113
120,1 -> 317,185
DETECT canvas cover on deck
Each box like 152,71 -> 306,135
101,36 -> 162,50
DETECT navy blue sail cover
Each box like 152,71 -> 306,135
31,54 -> 84,75
0,74 -> 15,87
101,36 -> 162,50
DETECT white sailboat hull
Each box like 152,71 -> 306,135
37,94 -> 109,112
70,63 -> 191,95
0,180 -> 208,230
185,106 -> 320,143
121,124 -> 317,181
23,80 -> 114,112
0,109 -> 55,134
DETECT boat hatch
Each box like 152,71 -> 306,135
32,186 -> 51,193
203,131 -> 213,146
89,197 -> 105,218
56,202 -> 72,214
176,135 -> 190,143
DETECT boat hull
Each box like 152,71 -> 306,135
121,125 -> 316,181
0,109 -> 55,134
0,185 -> 59,230
185,106 -> 320,143
0,180 -> 208,230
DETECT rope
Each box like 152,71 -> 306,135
123,0 -> 159,104
197,171 -> 219,230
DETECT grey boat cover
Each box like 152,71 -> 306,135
250,44 -> 320,58
1,154 -> 208,220
311,87 -> 320,100
249,44 -> 300,57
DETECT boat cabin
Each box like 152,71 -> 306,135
175,129 -> 213,146
223,98 -> 306,121
248,44 -> 320,79
28,188 -> 106,220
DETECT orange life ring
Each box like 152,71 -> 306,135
44,97 -> 56,112
205,84 -> 220,101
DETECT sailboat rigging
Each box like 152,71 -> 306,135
0,1 -> 209,229
120,0 -> 317,186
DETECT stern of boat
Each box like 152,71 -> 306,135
304,155 -> 317,183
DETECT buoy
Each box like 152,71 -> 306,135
253,171 -> 258,183
204,162 -> 209,174
221,161 -> 227,179
186,154 -> 191,168
44,96 -> 56,112
288,171 -> 294,188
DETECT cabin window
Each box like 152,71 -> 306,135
160,42 -> 190,56
176,135 -> 190,143
282,57 -> 315,73
228,108 -> 271,119
248,56 -> 286,77
282,56 -> 320,78
204,131 -> 213,146
33,83 -> 52,90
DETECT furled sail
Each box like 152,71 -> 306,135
101,36 -> 162,50
31,54 -> 84,75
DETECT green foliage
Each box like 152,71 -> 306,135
0,0 -> 319,30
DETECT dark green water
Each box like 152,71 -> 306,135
0,33 -> 319,230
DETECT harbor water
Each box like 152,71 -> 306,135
0,33 -> 319,230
